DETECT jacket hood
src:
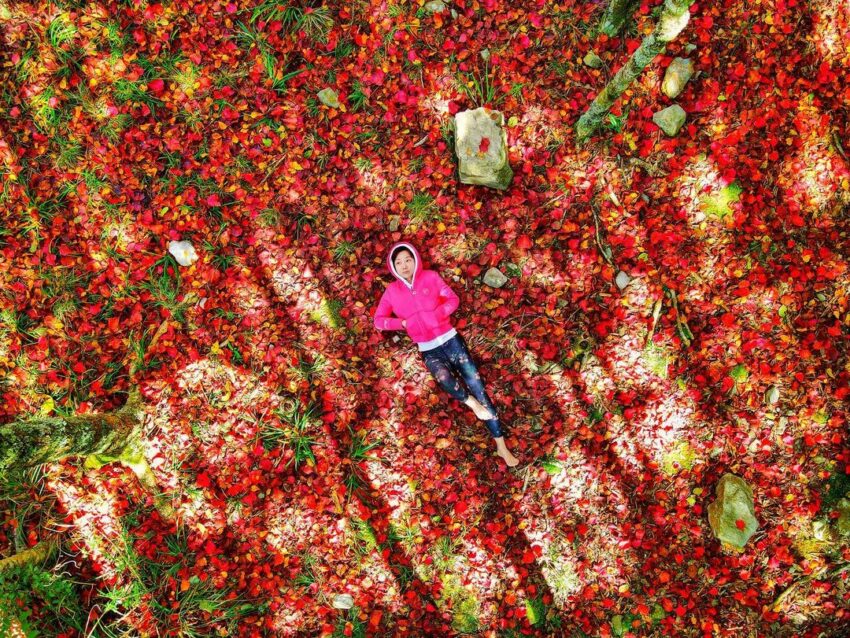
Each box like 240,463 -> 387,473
387,241 -> 423,288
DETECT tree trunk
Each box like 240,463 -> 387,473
599,0 -> 639,37
0,540 -> 58,574
0,389 -> 144,474
576,0 -> 695,141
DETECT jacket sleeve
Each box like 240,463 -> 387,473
374,287 -> 405,331
433,273 -> 460,320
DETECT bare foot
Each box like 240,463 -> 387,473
465,397 -> 495,420
494,437 -> 520,467
497,447 -> 520,468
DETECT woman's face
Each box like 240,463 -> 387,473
394,251 -> 415,280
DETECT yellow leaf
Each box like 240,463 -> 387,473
210,342 -> 222,355
40,396 -> 55,415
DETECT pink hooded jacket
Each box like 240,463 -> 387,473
373,241 -> 460,343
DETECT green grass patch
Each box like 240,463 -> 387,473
348,81 -> 368,111
642,342 -> 670,379
262,398 -> 321,468
0,562 -> 87,636
406,191 -> 441,225
142,254 -> 190,323
441,573 -> 480,634
47,13 -> 77,50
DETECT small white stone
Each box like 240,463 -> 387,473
615,271 -> 630,290
766,386 -> 780,405
424,0 -> 447,12
168,240 -> 199,267
317,88 -> 340,109
583,51 -> 604,69
332,594 -> 354,610
652,105 -> 687,136
483,267 -> 508,288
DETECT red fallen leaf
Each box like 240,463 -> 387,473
147,78 -> 165,94
735,519 -> 746,530
454,501 -> 468,515
479,137 -> 490,153
197,472 -> 212,488
448,100 -> 460,115
516,234 -> 532,250
369,610 -> 382,628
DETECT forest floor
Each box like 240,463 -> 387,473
1,0 -> 849,636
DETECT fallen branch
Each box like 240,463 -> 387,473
591,203 -> 615,266
665,288 -> 694,347
771,565 -> 829,612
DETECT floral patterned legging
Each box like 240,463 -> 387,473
421,333 -> 503,438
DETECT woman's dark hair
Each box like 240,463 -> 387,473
391,246 -> 414,265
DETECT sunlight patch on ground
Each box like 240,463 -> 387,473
364,454 -> 417,518
808,0 -> 850,62
603,327 -> 674,388
521,525 -> 582,606
617,393 -> 700,474
575,351 -> 619,405
777,102 -> 850,220
515,103 -> 563,152
356,164 -> 391,201
228,279 -> 273,328
263,506 -> 335,635
146,359 -> 277,528
47,475 -> 128,577
264,256 -> 329,325
675,153 -> 729,224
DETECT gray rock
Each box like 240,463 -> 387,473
662,57 -> 695,99
450,8 -> 458,19
455,107 -> 513,190
332,593 -> 354,610
653,105 -> 687,136
615,271 -> 630,290
388,216 -> 400,232
424,0 -> 447,12
317,88 -> 340,109
707,474 -> 758,549
684,43 -> 697,54
483,267 -> 508,288
583,51 -> 604,69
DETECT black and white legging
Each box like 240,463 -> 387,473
421,333 -> 503,438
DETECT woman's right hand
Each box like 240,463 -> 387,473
402,319 -> 407,328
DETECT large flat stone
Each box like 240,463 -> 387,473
455,107 -> 513,190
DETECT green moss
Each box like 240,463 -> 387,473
309,298 -> 344,330
662,440 -> 698,476
701,181 -> 742,219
